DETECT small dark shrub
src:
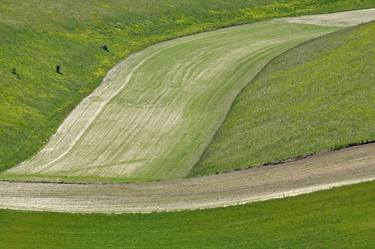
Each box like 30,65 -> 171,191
101,44 -> 109,52
56,65 -> 62,74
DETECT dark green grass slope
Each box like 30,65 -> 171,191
1,1 -> 375,172
192,21 -> 375,176
0,181 -> 374,249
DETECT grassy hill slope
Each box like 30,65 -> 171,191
192,20 -> 375,176
4,22 -> 338,181
0,181 -> 374,249
1,0 -> 375,172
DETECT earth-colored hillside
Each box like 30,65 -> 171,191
1,0 -> 375,173
192,20 -> 375,176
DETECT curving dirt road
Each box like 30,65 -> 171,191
1,143 -> 374,213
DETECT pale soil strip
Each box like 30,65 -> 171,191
280,8 -> 375,26
0,143 -> 374,213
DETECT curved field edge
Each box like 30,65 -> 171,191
2,1 -> 375,173
191,20 -> 375,176
0,181 -> 374,249
4,22 -> 339,181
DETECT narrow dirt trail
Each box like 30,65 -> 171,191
1,143 -> 374,213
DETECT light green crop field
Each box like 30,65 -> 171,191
4,21 -> 338,181
0,181 -> 374,249
1,0 -> 375,175
192,20 -> 375,176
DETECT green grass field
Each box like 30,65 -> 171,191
1,2 -> 375,248
192,20 -> 375,176
1,0 -> 375,173
0,181 -> 374,249
3,21 -> 338,181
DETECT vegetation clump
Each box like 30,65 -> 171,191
101,44 -> 109,52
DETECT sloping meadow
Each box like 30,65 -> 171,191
1,0 -> 375,174
192,21 -> 375,176
4,21 -> 338,181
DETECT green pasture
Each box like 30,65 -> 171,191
192,20 -> 375,176
4,21 -> 337,181
1,0 -> 375,173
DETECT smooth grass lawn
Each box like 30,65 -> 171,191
1,1 -> 375,173
192,21 -> 375,176
0,181 -> 374,249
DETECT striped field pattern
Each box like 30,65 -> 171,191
5,21 -> 338,181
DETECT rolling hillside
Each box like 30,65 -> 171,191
192,20 -> 375,176
1,0 -> 375,174
1,3 -> 375,249
4,22 -> 337,181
